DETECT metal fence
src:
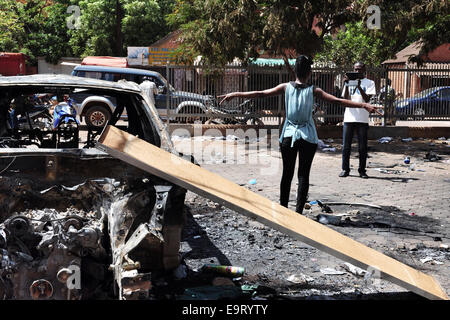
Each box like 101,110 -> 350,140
163,62 -> 450,125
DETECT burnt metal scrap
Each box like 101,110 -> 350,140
0,152 -> 186,300
0,76 -> 188,300
0,208 -> 106,300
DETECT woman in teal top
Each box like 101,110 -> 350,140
218,56 -> 381,214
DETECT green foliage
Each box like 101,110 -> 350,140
346,0 -> 450,65
71,0 -> 176,57
169,0 -> 449,69
315,21 -> 385,67
1,0 -> 176,65
1,0 -> 446,68
167,0 -> 262,66
0,0 -> 23,52
167,0 -> 358,68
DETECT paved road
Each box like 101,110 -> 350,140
173,135 -> 450,298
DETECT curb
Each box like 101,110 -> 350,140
168,124 -> 449,139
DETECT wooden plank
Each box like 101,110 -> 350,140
96,125 -> 448,300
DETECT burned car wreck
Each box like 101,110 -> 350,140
0,75 -> 187,300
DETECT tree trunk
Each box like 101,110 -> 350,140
282,54 -> 295,80
115,0 -> 123,56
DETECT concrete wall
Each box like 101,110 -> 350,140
37,57 -> 82,75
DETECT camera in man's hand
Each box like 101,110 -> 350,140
345,72 -> 364,86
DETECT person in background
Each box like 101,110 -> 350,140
340,62 -> 376,179
379,78 -> 397,125
139,76 -> 158,106
48,96 -> 59,116
218,56 -> 382,214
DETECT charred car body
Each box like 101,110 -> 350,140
0,75 -> 187,300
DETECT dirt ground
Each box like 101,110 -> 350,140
157,133 -> 450,300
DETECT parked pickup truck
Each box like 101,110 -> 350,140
71,65 -> 218,127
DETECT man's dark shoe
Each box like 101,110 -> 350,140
339,170 -> 349,177
359,171 -> 369,179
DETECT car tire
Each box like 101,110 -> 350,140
85,105 -> 111,128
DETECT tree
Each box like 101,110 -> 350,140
348,0 -> 450,65
41,0 -> 78,64
0,0 -> 24,52
1,0 -> 177,64
123,0 -> 176,47
167,0 -> 359,70
168,0 -> 449,69
0,0 -> 78,65
0,0 -> 50,65
315,21 -> 385,67
71,0 -> 176,57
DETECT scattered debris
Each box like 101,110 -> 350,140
404,156 -> 410,164
207,201 -> 221,208
317,139 -> 331,149
322,147 -> 336,152
378,137 -> 393,144
248,179 -> 257,185
317,214 -> 341,226
241,284 -> 276,298
226,135 -> 240,141
420,257 -> 443,265
323,202 -> 384,210
342,263 -> 368,277
317,200 -> 333,213
373,168 -> 405,174
320,268 -> 346,275
402,138 -> 413,142
286,273 -> 315,285
424,151 -> 441,162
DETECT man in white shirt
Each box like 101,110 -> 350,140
139,77 -> 158,107
339,62 -> 376,179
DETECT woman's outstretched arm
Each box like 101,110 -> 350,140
218,83 -> 287,105
314,87 -> 383,114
